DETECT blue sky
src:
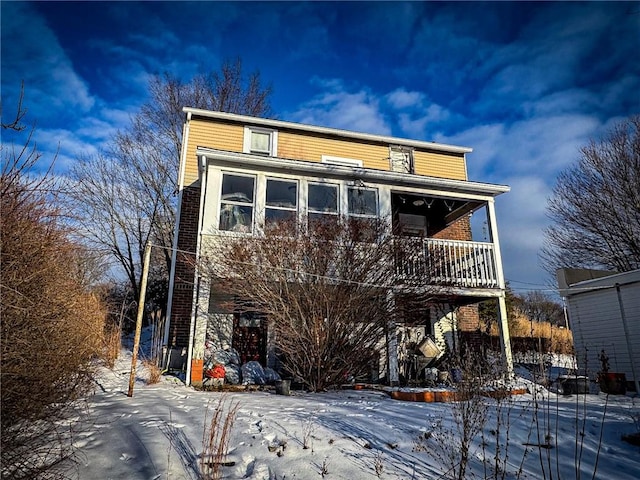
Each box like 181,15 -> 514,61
2,1 -> 639,294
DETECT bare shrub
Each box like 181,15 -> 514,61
373,451 -> 385,477
200,217 -> 409,392
200,397 -> 240,480
143,358 -> 162,384
102,322 -> 122,368
415,351 -> 492,480
1,107 -> 106,478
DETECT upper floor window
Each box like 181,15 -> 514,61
244,126 -> 278,156
348,187 -> 379,241
265,178 -> 298,232
219,173 -> 255,233
389,146 -> 414,173
347,187 -> 378,218
308,182 -> 339,229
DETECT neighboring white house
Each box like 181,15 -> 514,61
557,268 -> 640,392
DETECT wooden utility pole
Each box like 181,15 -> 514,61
127,243 -> 152,397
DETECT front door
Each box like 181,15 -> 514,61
232,312 -> 267,365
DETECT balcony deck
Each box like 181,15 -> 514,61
394,237 -> 500,290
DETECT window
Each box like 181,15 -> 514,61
390,146 -> 414,173
347,187 -> 378,217
265,178 -> 297,231
243,126 -> 278,156
348,187 -> 378,241
308,183 -> 339,228
219,173 -> 255,233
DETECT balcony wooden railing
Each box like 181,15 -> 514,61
394,237 -> 499,289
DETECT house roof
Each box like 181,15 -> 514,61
558,268 -> 640,297
184,107 -> 473,155
196,147 -> 510,198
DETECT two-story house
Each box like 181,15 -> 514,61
165,108 -> 513,385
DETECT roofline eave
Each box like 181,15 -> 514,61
196,147 -> 510,198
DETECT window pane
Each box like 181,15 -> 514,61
308,184 -> 338,212
348,188 -> 377,216
265,209 -> 297,234
219,205 -> 253,232
251,131 -> 271,153
266,179 -> 297,208
308,212 -> 339,232
265,209 -> 296,223
221,174 -> 254,203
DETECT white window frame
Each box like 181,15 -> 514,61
243,126 -> 278,156
264,177 -> 298,229
307,181 -> 340,229
218,172 -> 256,234
347,186 -> 378,218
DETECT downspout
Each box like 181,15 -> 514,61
615,283 -> 639,393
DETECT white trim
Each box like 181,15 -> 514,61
346,186 -> 378,218
186,107 -> 472,154
196,147 -> 509,198
321,155 -> 363,168
243,126 -> 278,156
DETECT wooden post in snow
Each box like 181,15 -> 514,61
127,243 -> 152,398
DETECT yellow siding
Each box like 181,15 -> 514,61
182,117 -> 467,185
278,131 -> 389,169
414,150 -> 467,180
183,120 -> 244,184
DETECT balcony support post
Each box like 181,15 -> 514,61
386,290 -> 400,386
486,200 -> 514,378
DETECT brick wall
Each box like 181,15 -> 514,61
457,304 -> 481,332
168,184 -> 201,347
432,215 -> 472,241
432,216 -> 480,333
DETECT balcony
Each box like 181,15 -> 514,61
394,237 -> 499,289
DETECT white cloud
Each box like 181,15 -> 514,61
437,114 -> 601,182
385,88 -> 426,109
33,128 -> 103,173
495,176 -> 554,288
289,79 -> 391,135
2,3 -> 94,117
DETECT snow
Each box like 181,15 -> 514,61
73,349 -> 640,480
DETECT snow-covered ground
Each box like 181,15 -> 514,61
72,350 -> 640,480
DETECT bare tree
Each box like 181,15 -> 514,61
1,99 -> 106,480
542,116 -> 640,274
200,217 -> 423,392
68,59 -> 273,327
513,291 -> 564,327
